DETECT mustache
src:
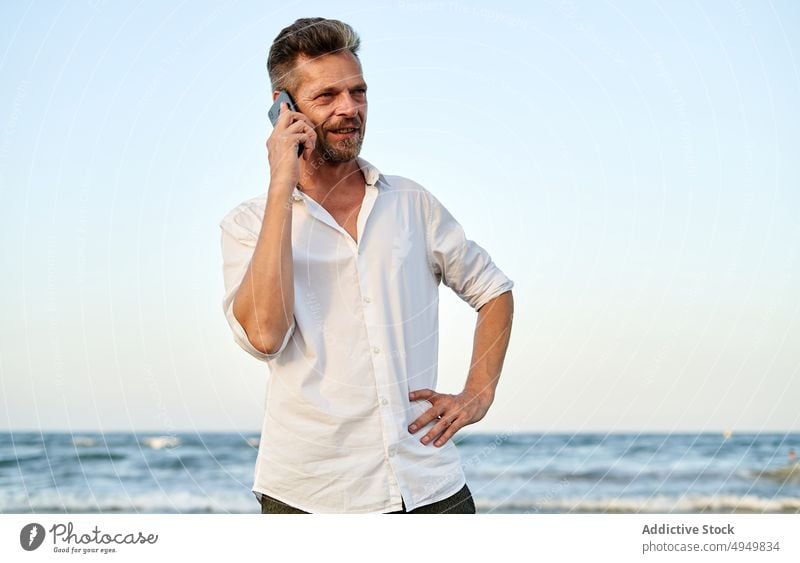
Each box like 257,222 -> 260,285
324,120 -> 362,130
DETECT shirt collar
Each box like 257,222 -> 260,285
357,156 -> 382,188
292,156 -> 382,202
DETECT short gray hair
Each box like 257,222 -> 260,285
267,18 -> 361,93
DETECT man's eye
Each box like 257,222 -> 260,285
319,93 -> 333,98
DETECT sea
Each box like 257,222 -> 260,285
1,431 -> 798,514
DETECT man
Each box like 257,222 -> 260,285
219,17 -> 514,514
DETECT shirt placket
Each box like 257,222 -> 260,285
296,183 -> 405,511
354,188 -> 406,510
354,254 -> 404,510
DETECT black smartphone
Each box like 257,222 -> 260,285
268,90 -> 304,157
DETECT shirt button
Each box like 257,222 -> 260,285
363,296 -> 371,304
388,446 -> 396,457
380,397 -> 388,406
372,346 -> 380,354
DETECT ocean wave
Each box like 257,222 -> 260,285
5,491 -> 798,515
146,455 -> 209,471
465,466 -> 753,483
478,494 -> 800,514
72,451 -> 127,462
72,437 -> 97,447
0,490 -> 257,514
141,436 -> 181,450
0,454 -> 45,468
749,463 -> 800,484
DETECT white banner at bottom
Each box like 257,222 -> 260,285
2,513 -> 798,562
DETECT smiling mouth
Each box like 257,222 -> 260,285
330,128 -> 358,134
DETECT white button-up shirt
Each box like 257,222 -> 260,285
219,157 -> 513,513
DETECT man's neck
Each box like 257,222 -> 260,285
298,155 -> 364,203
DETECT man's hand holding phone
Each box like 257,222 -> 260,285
266,95 -> 317,191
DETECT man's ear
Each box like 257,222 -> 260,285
272,90 -> 281,102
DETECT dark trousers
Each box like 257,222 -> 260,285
259,483 -> 476,514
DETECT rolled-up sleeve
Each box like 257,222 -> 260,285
219,204 -> 295,361
424,189 -> 514,311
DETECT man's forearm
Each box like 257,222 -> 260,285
463,290 -> 514,405
232,184 -> 295,355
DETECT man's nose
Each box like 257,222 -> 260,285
335,92 -> 362,117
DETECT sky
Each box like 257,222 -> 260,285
0,0 -> 798,434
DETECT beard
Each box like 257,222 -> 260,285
314,123 -> 365,163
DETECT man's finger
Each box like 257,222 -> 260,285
420,411 -> 459,445
276,102 -> 295,127
408,401 -> 442,433
433,415 -> 465,447
409,388 -> 434,400
277,103 -> 317,131
301,130 -> 317,160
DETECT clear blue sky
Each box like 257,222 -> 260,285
1,1 -> 798,433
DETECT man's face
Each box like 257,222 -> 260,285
288,51 -> 367,163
